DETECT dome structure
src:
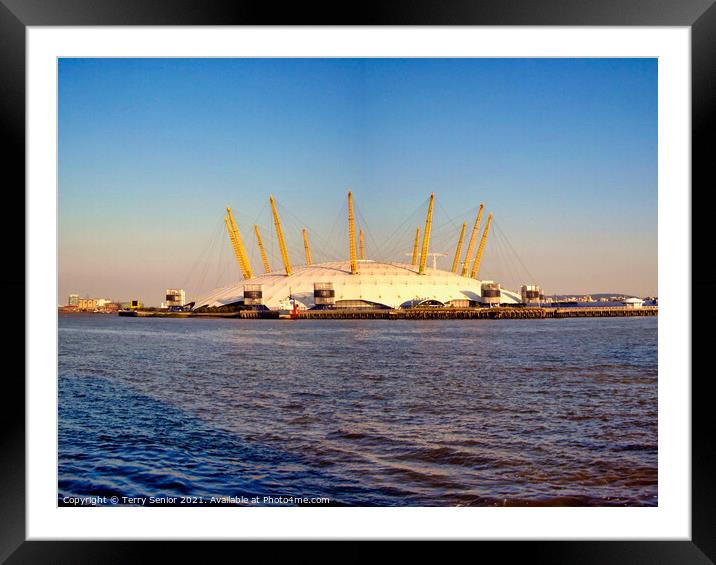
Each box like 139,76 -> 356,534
193,260 -> 521,310
197,190 -> 531,311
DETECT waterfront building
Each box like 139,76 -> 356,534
623,297 -> 645,309
77,298 -> 98,311
481,281 -> 501,306
68,294 -> 79,306
165,289 -> 186,308
196,260 -> 522,310
196,191 -> 524,311
520,284 -> 542,305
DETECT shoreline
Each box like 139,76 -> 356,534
100,306 -> 658,320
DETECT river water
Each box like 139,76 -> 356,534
58,314 -> 657,506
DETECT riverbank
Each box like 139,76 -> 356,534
116,306 -> 657,320
117,309 -> 279,319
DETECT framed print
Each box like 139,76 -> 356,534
4,0 -> 714,562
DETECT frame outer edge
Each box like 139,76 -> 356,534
0,0 -> 715,26
692,0 -> 716,563
3,0 -> 714,561
0,0 -> 27,563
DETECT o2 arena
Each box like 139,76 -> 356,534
193,192 -> 531,312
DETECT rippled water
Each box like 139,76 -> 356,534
58,314 -> 657,506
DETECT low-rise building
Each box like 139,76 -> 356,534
521,284 -> 542,305
481,281 -> 501,306
102,302 -> 120,313
77,298 -> 98,311
165,289 -> 186,308
623,297 -> 644,309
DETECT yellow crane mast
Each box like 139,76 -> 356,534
359,229 -> 365,260
411,227 -> 420,266
302,228 -> 313,265
226,207 -> 253,279
451,222 -> 467,273
418,193 -> 435,275
471,213 -> 493,279
461,203 -> 484,276
253,224 -> 271,273
347,191 -> 358,274
269,195 -> 292,276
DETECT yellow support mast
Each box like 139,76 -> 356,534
269,195 -> 292,276
418,193 -> 435,275
302,228 -> 313,265
347,191 -> 358,274
226,207 -> 253,280
224,216 -> 246,276
471,213 -> 493,279
359,229 -> 365,260
461,203 -> 484,276
253,224 -> 271,273
451,222 -> 467,273
411,227 -> 420,266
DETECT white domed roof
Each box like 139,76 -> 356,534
194,260 -> 520,310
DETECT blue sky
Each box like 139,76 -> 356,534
58,58 -> 657,304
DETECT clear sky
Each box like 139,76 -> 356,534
58,58 -> 657,305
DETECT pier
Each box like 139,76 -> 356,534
119,306 -> 655,320
297,306 -> 657,320
118,309 -> 279,319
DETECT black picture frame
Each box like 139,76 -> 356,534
3,0 -> 712,562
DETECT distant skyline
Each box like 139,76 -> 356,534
59,58 -> 657,305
